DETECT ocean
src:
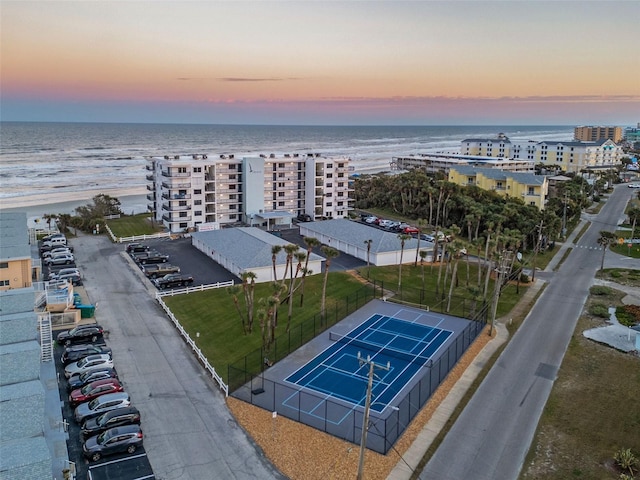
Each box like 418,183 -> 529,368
0,122 -> 573,214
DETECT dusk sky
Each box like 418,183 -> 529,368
2,1 -> 638,125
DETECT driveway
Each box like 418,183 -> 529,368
70,232 -> 284,480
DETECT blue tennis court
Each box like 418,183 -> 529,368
285,313 -> 452,414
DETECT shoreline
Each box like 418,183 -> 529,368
0,189 -> 149,221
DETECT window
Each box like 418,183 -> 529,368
178,167 -> 187,173
0,262 -> 8,269
326,163 -> 333,168
229,214 -> 237,220
278,172 -> 285,178
229,194 -> 236,200
179,212 -> 188,218
193,167 -> 202,173
230,205 -> 236,210
327,173 -> 333,179
194,199 -> 202,205
229,184 -> 236,190
278,182 -> 286,188
229,164 -> 236,170
0,280 -> 9,286
194,189 -> 202,194
278,163 -> 285,168
278,192 -> 285,197
326,183 -> 332,188
278,201 -> 285,207
326,202 -> 332,207
229,174 -> 236,180
195,211 -> 202,216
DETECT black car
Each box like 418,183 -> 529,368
137,253 -> 169,265
81,407 -> 141,439
57,324 -> 104,346
62,344 -> 112,365
83,425 -> 144,462
126,242 -> 150,254
67,367 -> 118,392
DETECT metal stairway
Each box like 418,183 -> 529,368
39,314 -> 54,362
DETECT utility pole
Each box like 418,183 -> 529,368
561,190 -> 568,239
356,353 -> 390,480
531,218 -> 543,282
490,250 -> 512,336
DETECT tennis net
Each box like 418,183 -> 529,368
329,331 -> 432,366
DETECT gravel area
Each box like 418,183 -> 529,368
228,325 -> 490,480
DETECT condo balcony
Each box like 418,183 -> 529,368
146,184 -> 155,191
162,193 -> 191,200
146,174 -> 155,181
162,214 -> 191,223
146,193 -> 155,201
162,203 -> 191,212
161,170 -> 191,178
145,164 -> 155,171
161,181 -> 191,189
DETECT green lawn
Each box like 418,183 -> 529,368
163,272 -> 374,385
105,213 -> 164,238
164,259 -> 525,387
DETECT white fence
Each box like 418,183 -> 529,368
104,223 -> 172,244
155,280 -> 234,297
156,293 -> 229,396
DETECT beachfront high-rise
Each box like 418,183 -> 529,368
146,153 -> 354,232
461,135 -> 624,174
574,125 -> 623,143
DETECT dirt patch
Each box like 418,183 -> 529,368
227,325 -> 490,480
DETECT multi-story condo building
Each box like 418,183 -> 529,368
624,123 -> 640,146
448,166 -> 548,210
461,133 -> 512,157
574,125 -> 623,143
526,139 -> 623,173
146,153 -> 354,232
460,135 -> 624,174
391,152 -> 534,174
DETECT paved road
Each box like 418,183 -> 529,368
420,185 -> 640,480
71,233 -> 284,480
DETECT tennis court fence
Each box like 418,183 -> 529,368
230,303 -> 488,454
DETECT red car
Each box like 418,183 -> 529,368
403,226 -> 420,234
69,379 -> 124,407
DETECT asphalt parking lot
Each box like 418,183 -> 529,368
128,226 -> 367,287
53,340 -> 155,480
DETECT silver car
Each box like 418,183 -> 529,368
64,354 -> 113,379
74,392 -> 131,424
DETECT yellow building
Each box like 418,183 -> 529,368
448,166 -> 548,210
574,126 -> 623,143
532,139 -> 623,173
0,212 -> 34,291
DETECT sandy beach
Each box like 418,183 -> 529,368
0,188 -> 149,222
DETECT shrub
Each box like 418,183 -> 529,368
589,303 -> 610,318
593,195 -> 601,202
590,285 -> 612,296
614,448 -> 638,476
618,304 -> 640,326
610,270 -> 622,278
519,273 -> 530,283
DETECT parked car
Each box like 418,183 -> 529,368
49,267 -> 80,280
67,368 -> 118,392
296,213 -> 312,222
64,354 -> 114,379
628,183 -> 640,188
81,407 -> 141,439
402,226 -> 420,234
153,273 -> 194,289
42,246 -> 74,259
126,242 -> 150,254
42,233 -> 65,242
377,219 -> 394,229
137,253 -> 169,265
44,253 -> 75,266
56,272 -> 83,286
364,216 -> 378,224
57,324 -> 105,346
82,425 -> 143,462
62,344 -> 112,365
69,378 -> 124,407
74,392 -> 131,423
142,263 -> 181,279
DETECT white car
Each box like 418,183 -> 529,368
45,253 -> 75,265
49,267 -> 80,280
65,354 -> 114,379
628,183 -> 640,188
43,247 -> 73,259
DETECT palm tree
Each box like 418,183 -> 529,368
270,245 -> 282,282
226,284 -> 247,334
320,246 -> 339,325
364,239 -> 373,278
446,241 -> 464,312
397,233 -> 411,292
241,271 -> 257,333
597,230 -> 616,271
414,218 -> 427,266
419,250 -> 428,292
286,251 -> 306,331
299,237 -> 320,307
627,207 -> 640,241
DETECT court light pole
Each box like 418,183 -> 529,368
357,353 -> 390,480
